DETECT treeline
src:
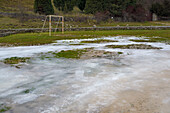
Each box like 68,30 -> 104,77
34,0 -> 170,21
34,0 -> 86,14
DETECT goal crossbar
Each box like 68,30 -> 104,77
41,15 -> 64,36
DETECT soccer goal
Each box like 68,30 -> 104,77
41,15 -> 64,36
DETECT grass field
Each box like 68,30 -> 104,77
0,30 -> 169,46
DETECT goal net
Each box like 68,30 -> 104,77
41,15 -> 64,36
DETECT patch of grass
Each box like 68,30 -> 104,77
23,87 -> 35,94
24,89 -> 31,94
118,52 -> 123,54
106,44 -> 162,49
81,39 -> 118,43
0,30 -> 169,46
3,57 -> 30,64
129,39 -> 157,42
38,48 -> 95,59
52,49 -> 89,59
0,106 -> 11,113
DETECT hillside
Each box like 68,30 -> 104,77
0,0 -> 165,14
0,0 -> 34,13
0,0 -> 169,29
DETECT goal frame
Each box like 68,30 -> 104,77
41,15 -> 64,36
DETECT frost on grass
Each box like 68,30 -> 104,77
106,44 -> 162,49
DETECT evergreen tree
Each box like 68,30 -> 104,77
53,0 -> 75,12
34,0 -> 39,13
53,0 -> 65,11
150,2 -> 163,16
77,0 -> 86,11
34,0 -> 54,15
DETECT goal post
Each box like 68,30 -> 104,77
41,15 -> 64,36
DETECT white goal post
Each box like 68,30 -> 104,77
41,15 -> 64,36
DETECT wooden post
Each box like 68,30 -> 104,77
62,16 -> 64,34
49,15 -> 52,36
40,16 -> 47,35
45,15 -> 64,36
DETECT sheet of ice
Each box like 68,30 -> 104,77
0,36 -> 170,113
0,36 -> 169,60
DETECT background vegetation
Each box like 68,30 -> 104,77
33,0 -> 170,22
0,0 -> 169,30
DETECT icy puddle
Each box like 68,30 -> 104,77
0,36 -> 170,113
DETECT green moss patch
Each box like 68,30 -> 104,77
23,87 -> 35,94
52,49 -> 92,59
81,39 -> 118,43
0,106 -> 11,113
118,52 -> 123,54
3,57 -> 30,64
106,44 -> 162,49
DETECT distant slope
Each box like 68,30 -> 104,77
0,0 -> 34,13
0,0 -> 165,14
